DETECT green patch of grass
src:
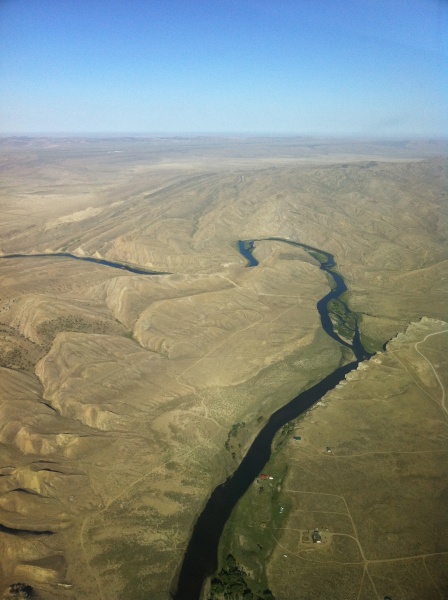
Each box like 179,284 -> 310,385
334,294 -> 384,353
327,299 -> 357,340
217,458 -> 290,595
359,331 -> 384,354
225,422 -> 247,452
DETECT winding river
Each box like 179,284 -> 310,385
2,240 -> 370,600
173,238 -> 370,600
0,252 -> 169,275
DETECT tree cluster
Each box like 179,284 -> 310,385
5,583 -> 34,599
209,555 -> 275,600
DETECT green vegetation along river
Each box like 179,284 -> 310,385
173,238 -> 370,600
2,239 -> 370,600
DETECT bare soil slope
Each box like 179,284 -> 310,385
0,138 -> 446,599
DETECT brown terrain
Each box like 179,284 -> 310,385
221,318 -> 448,600
0,137 -> 446,599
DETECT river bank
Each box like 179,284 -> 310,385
219,319 -> 448,600
173,238 -> 370,600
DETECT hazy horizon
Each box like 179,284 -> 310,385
1,132 -> 448,141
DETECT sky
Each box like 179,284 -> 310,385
0,0 -> 447,136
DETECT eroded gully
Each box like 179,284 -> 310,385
1,240 -> 370,600
172,238 -> 370,600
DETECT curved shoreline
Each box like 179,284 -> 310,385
173,238 -> 370,600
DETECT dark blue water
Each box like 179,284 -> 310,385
237,240 -> 259,267
173,238 -> 370,600
0,252 -> 169,275
3,241 -> 369,600
259,238 -> 367,359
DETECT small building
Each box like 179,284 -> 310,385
260,474 -> 268,480
293,436 -> 302,441
326,446 -> 332,453
312,529 -> 322,544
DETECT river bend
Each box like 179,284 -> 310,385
1,240 -> 369,600
173,238 -> 370,600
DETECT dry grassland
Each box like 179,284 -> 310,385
221,319 -> 448,600
0,138 -> 446,599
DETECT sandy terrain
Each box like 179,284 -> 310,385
0,137 -> 446,599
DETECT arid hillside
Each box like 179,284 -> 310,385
0,138 -> 446,600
